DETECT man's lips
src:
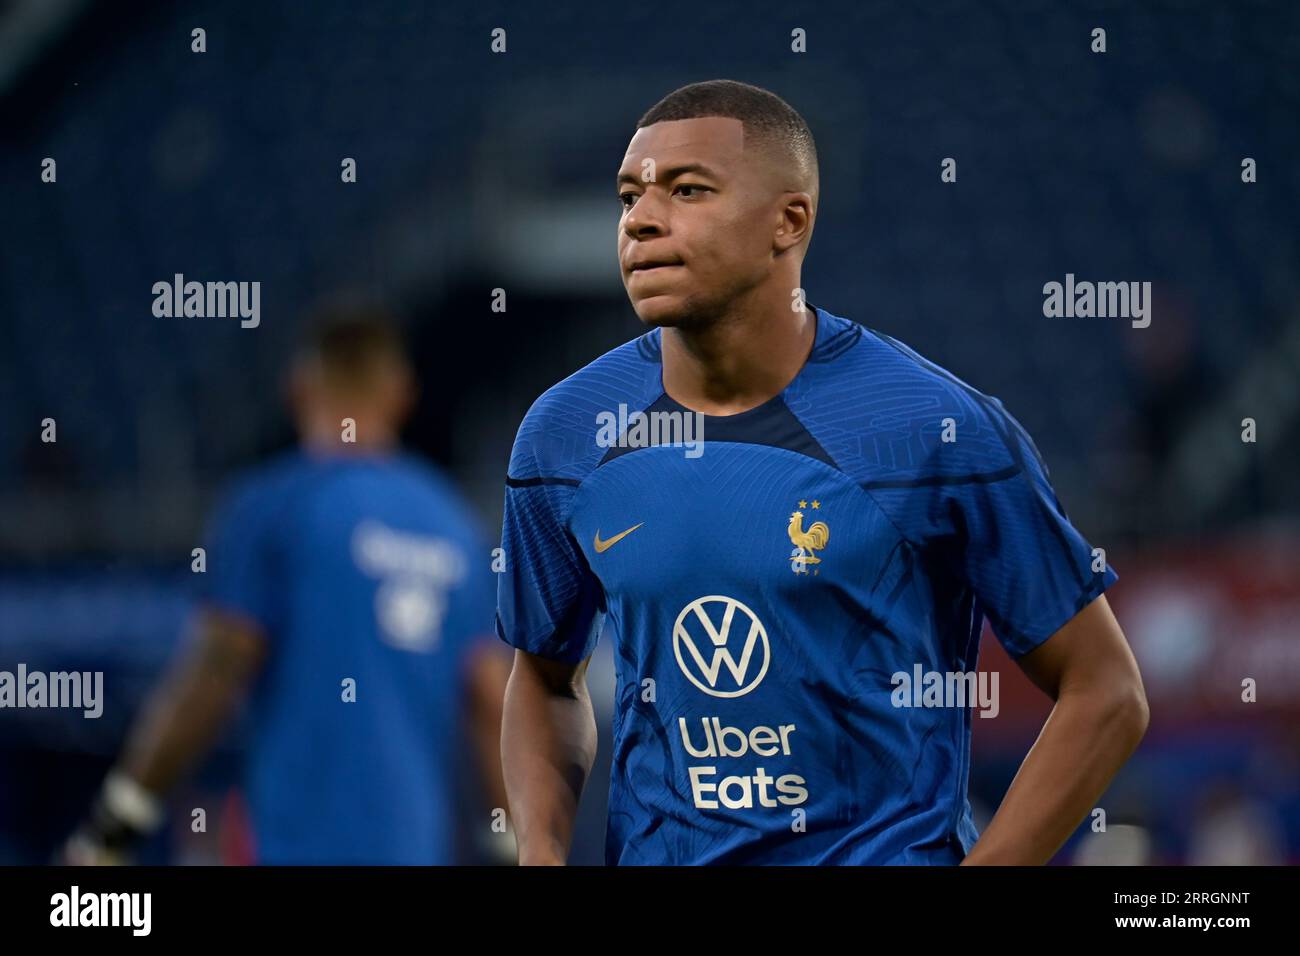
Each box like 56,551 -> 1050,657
628,262 -> 683,275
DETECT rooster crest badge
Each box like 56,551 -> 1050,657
787,500 -> 829,576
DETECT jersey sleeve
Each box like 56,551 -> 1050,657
947,403 -> 1116,657
496,479 -> 604,664
202,479 -> 283,637
869,396 -> 1116,659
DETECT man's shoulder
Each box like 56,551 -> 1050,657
204,450 -> 309,543
508,330 -> 662,482
814,314 -> 987,405
390,453 -> 491,546
799,313 -> 1024,482
220,449 -> 306,508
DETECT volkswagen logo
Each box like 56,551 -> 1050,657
673,595 -> 770,698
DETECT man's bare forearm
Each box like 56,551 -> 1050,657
501,651 -> 597,866
466,644 -> 512,814
120,612 -> 265,795
961,684 -> 1148,865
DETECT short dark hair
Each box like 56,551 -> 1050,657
296,302 -> 409,390
637,79 -> 818,201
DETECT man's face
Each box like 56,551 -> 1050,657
617,117 -> 780,328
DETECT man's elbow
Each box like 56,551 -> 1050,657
1102,677 -> 1150,752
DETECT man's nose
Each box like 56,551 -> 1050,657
623,191 -> 666,238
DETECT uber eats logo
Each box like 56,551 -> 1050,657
672,595 -> 807,811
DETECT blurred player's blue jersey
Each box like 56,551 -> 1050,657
204,449 -> 495,864
498,304 -> 1116,865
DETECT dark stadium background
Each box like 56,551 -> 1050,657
1,0 -> 1297,864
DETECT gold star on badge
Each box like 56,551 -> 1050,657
798,500 -> 807,508
811,500 -> 820,509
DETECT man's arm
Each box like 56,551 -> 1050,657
961,593 -> 1148,865
463,641 -> 513,859
500,648 -> 598,866
119,609 -> 266,792
65,608 -> 265,862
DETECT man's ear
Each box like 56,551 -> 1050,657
386,361 -> 419,425
774,192 -> 814,254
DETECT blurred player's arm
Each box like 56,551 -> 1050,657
961,593 -> 1148,865
64,608 -> 265,863
119,607 -> 265,791
500,648 -> 597,866
464,641 -> 512,818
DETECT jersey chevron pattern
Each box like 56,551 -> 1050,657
497,304 -> 1116,865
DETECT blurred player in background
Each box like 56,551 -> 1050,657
65,306 -> 512,865
498,79 -> 1149,865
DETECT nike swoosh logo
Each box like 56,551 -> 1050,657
593,523 -> 644,554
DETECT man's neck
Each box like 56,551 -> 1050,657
660,293 -> 817,416
299,412 -> 399,455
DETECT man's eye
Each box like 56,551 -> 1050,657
619,192 -> 638,208
674,184 -> 708,198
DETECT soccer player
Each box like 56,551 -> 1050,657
66,307 -> 511,865
497,80 -> 1149,865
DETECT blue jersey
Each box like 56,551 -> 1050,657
497,305 -> 1116,865
203,449 -> 495,864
